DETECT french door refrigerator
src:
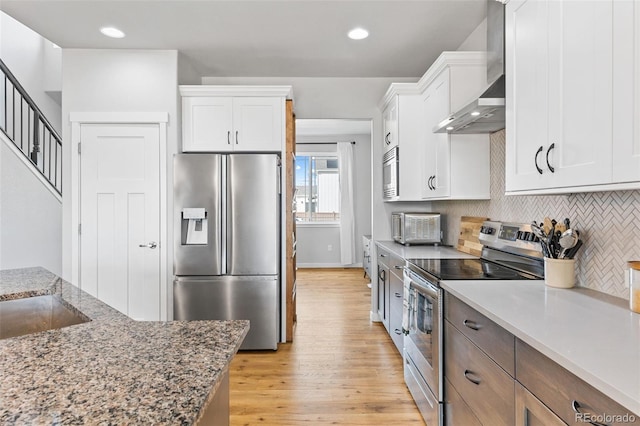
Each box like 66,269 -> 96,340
173,153 -> 280,350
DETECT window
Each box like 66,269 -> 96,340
295,155 -> 340,223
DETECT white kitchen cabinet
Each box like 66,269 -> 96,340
382,96 -> 399,153
421,56 -> 490,200
180,86 -> 291,153
379,84 -> 424,201
612,0 -> 640,183
505,0 -> 616,194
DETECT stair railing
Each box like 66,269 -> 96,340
0,58 -> 62,195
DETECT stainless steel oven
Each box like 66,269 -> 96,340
382,146 -> 399,200
402,267 -> 442,425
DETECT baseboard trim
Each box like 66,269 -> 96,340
297,262 -> 363,268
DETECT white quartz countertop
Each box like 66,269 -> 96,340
441,279 -> 640,417
375,240 -> 478,260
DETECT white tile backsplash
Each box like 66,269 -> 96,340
432,130 -> 639,299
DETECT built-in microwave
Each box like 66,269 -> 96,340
383,146 -> 399,201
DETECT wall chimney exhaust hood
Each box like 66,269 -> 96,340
434,0 -> 505,134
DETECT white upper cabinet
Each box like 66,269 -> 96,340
382,96 -> 399,153
379,84 -> 423,201
421,54 -> 490,201
505,0 -> 640,194
180,86 -> 291,153
612,0 -> 640,183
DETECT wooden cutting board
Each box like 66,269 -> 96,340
457,216 -> 489,257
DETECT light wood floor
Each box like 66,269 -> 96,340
229,268 -> 425,425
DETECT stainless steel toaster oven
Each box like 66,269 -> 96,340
392,212 -> 441,245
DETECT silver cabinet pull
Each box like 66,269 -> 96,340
139,242 -> 157,249
463,319 -> 481,331
571,400 -> 608,426
227,131 -> 231,144
464,369 -> 481,385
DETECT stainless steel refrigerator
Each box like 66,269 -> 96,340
173,153 -> 280,350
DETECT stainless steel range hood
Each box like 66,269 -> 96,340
434,0 -> 505,134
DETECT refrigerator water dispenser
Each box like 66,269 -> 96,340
182,208 -> 207,245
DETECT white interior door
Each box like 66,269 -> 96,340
80,123 -> 161,320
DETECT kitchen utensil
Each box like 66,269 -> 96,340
531,223 -> 552,257
564,217 -> 571,230
542,217 -> 553,235
564,239 -> 583,259
555,222 -> 567,234
558,229 -> 579,259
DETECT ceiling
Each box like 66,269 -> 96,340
0,0 -> 487,78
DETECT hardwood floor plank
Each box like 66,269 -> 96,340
229,268 -> 425,425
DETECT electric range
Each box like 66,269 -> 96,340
401,221 -> 544,426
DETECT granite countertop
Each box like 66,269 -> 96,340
375,240 -> 478,260
441,279 -> 640,417
0,267 -> 249,425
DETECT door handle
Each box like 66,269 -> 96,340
139,242 -> 157,249
546,143 -> 555,173
535,146 -> 544,174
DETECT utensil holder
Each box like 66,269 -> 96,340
544,258 -> 576,288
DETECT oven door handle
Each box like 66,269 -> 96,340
408,278 -> 438,300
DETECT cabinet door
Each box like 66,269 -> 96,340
515,382 -> 566,426
613,0 -> 640,182
182,97 -> 233,152
232,97 -> 282,152
507,0 -> 614,192
546,0 -> 613,188
388,270 -> 404,353
383,97 -> 399,152
422,71 -> 450,199
505,0 -> 552,192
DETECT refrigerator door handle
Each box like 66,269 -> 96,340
221,156 -> 228,275
277,161 -> 282,195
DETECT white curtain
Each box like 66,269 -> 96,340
337,142 -> 356,265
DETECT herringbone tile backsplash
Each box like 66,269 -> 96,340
432,130 -> 639,299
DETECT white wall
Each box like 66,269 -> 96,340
61,49 -> 180,297
0,12 -> 62,133
0,137 -> 62,275
457,18 -> 487,52
0,12 -> 63,276
296,133 -> 371,267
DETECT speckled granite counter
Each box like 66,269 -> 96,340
375,240 -> 477,260
441,279 -> 640,417
0,267 -> 249,425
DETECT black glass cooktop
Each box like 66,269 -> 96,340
406,258 -> 540,281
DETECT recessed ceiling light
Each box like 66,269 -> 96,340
471,111 -> 481,116
100,26 -> 125,39
446,126 -> 454,131
348,28 -> 369,40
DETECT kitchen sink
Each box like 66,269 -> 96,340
0,295 -> 90,340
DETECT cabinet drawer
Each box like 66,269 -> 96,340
445,293 -> 515,376
445,321 -> 515,426
377,247 -> 391,268
388,309 -> 404,353
516,339 -> 640,426
445,377 -> 482,426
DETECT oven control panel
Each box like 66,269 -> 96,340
479,221 -> 542,256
